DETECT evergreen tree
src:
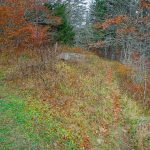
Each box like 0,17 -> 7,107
45,1 -> 75,45
89,0 -> 107,43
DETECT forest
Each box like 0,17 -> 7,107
0,0 -> 150,149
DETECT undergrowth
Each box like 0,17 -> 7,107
0,51 -> 149,150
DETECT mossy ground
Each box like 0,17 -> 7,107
0,52 -> 149,150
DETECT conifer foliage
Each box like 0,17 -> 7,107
46,2 -> 75,45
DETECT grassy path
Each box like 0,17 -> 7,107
0,83 -> 79,149
0,54 -> 149,149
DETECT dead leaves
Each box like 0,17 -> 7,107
94,15 -> 128,30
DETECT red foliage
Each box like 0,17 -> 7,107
131,52 -> 140,61
80,136 -> 90,149
0,0 -> 50,51
94,15 -> 127,29
116,27 -> 137,34
141,0 -> 150,8
112,93 -> 121,124
105,67 -> 113,84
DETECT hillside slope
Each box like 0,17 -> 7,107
0,52 -> 149,150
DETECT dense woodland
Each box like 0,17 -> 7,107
0,0 -> 150,149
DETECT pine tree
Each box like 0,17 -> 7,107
45,1 -> 75,45
89,0 -> 107,49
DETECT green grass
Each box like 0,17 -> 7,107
0,71 -> 79,149
0,54 -> 149,150
0,93 -> 80,149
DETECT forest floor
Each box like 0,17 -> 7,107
0,49 -> 149,150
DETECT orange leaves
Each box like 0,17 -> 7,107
94,15 -> 128,29
7,24 -> 47,46
1,1 -> 28,41
1,0 -> 51,50
0,6 -> 13,19
112,92 -> 121,125
139,14 -> 150,23
89,40 -> 105,48
93,22 -> 102,29
116,64 -> 132,78
29,25 -> 48,45
99,123 -> 109,137
79,136 -> 90,149
116,27 -> 137,34
124,80 -> 143,97
8,26 -> 30,38
0,6 -> 16,27
131,52 -> 141,61
115,63 -> 144,102
105,66 -> 113,84
102,15 -> 127,28
51,16 -> 62,25
141,0 -> 150,8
